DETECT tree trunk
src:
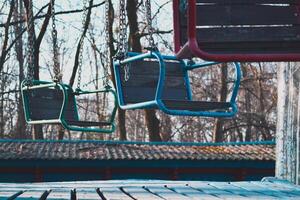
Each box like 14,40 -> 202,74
0,83 -> 4,137
57,126 -> 65,140
145,109 -> 161,141
257,64 -> 272,140
276,62 -> 299,184
213,63 -> 228,142
14,0 -> 26,139
118,109 -> 127,140
91,34 -> 104,140
126,0 -> 161,141
0,0 -> 16,137
126,0 -> 142,51
23,0 -> 45,140
160,114 -> 172,141
0,0 -> 15,72
242,64 -> 251,142
106,0 -> 127,140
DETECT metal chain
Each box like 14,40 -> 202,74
26,0 -> 35,83
77,0 -> 89,89
51,0 -> 61,82
103,0 -> 111,87
145,0 -> 157,50
116,0 -> 129,81
116,0 -> 128,58
77,37 -> 84,89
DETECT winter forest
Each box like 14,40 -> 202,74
0,0 -> 278,142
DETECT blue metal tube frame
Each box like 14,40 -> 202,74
21,80 -> 116,133
21,80 -> 70,125
113,51 -> 242,117
184,61 -> 220,70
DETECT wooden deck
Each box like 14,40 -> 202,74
0,179 -> 299,199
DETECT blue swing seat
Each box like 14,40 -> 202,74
21,80 -> 117,133
113,51 -> 241,117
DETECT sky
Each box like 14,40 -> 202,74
30,0 -> 173,89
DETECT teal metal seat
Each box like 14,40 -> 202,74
21,80 -> 117,133
114,52 -> 241,117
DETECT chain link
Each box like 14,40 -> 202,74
116,0 -> 129,81
51,0 -> 61,82
123,64 -> 130,81
103,0 -> 111,87
145,0 -> 157,50
77,37 -> 84,89
77,0 -> 89,89
26,0 -> 35,83
116,0 -> 128,58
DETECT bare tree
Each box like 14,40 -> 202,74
23,0 -> 54,139
126,0 -> 161,142
0,0 -> 15,72
107,0 -> 127,141
213,63 -> 228,143
69,0 -> 93,87
0,1 -> 278,143
13,0 -> 26,139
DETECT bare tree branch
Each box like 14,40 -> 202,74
0,2 -> 105,28
0,0 -> 15,72
69,0 -> 94,87
36,0 -> 53,49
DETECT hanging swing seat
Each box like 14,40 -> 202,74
21,80 -> 117,133
114,52 -> 241,117
173,0 -> 300,61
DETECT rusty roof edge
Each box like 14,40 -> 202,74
0,139 -> 275,147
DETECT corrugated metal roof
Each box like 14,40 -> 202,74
0,140 -> 275,161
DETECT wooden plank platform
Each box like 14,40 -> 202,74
0,179 -> 299,199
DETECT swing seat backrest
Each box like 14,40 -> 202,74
118,59 -> 190,104
26,88 -> 79,121
174,0 -> 300,61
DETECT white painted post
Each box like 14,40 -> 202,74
276,62 -> 299,184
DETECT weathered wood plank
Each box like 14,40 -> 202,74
229,182 -> 283,199
271,181 -> 300,192
175,25 -> 300,55
144,185 -> 190,200
208,182 -> 275,199
197,5 -> 300,26
15,190 -> 48,199
121,186 -> 163,199
75,189 -> 101,200
0,191 -> 23,199
0,180 -> 300,199
165,184 -> 221,200
196,0 -> 300,4
44,189 -> 71,200
118,59 -> 189,104
177,0 -> 300,55
98,187 -> 132,200
119,75 -> 186,88
27,88 -> 78,121
123,87 -> 188,103
256,181 -> 300,196
188,182 -> 250,200
196,26 -> 300,43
